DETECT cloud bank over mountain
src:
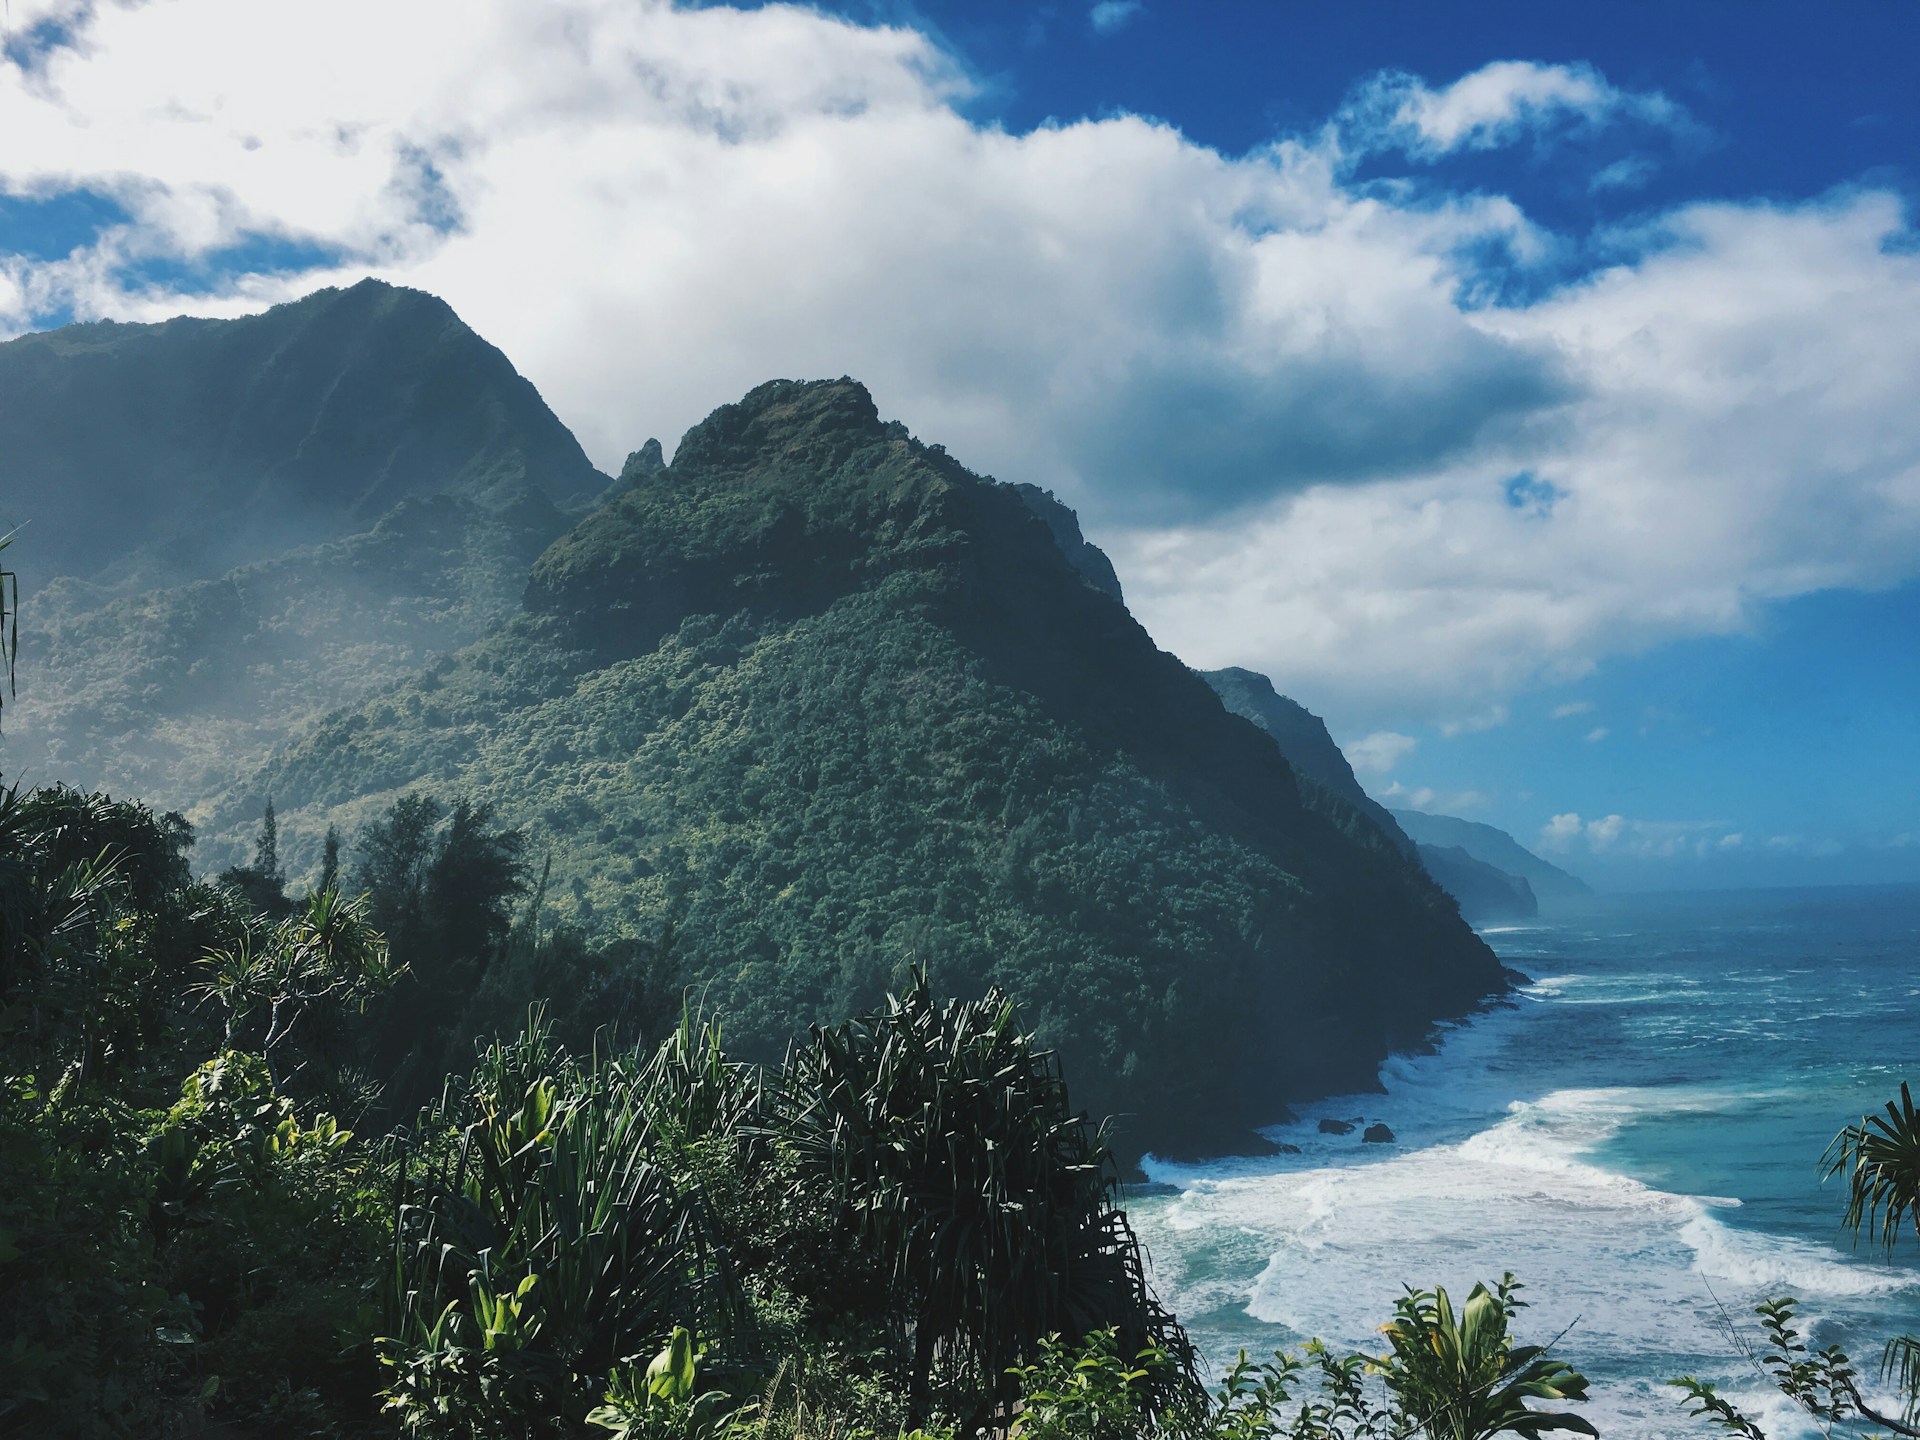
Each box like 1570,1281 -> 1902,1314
3,1 -> 1918,727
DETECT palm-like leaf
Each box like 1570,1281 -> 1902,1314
779,970 -> 1194,1425
1824,1081 -> 1920,1255
1377,1275 -> 1595,1440
382,1015 -> 747,1432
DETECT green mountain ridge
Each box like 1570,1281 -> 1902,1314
1413,843 -> 1538,923
1200,667 -> 1541,923
0,281 -> 608,813
0,278 -> 604,589
242,375 -> 1505,1151
0,285 -> 1509,1155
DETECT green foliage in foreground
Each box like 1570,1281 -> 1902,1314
1006,1278 -> 1594,1440
0,771 -> 1602,1440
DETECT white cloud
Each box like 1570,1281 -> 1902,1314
1089,2 -> 1144,36
1551,701 -> 1593,719
2,13 -> 1918,728
1541,813 -> 1584,848
1344,729 -> 1417,776
1439,704 -> 1510,737
1539,811 -> 1743,859
1117,190 -> 1920,719
1381,782 -> 1489,815
1584,726 -> 1609,743
1344,61 -> 1688,160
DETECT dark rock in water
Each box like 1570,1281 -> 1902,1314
1275,1143 -> 1302,1155
1363,1123 -> 1396,1144
1318,1118 -> 1356,1135
1151,1126 -> 1287,1163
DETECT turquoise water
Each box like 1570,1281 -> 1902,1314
1127,884 -> 1920,1438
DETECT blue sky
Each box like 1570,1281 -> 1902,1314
2,0 -> 1917,888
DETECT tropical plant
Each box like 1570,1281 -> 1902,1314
1672,1082 -> 1920,1439
195,885 -> 399,1089
779,971 -> 1197,1431
1374,1275 -> 1594,1440
379,1015 -> 745,1434
1003,1283 -> 1591,1440
1006,1328 -> 1166,1440
587,1325 -> 743,1440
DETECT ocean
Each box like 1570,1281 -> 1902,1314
1127,883 -> 1920,1439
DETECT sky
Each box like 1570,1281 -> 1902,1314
2,0 -> 1917,890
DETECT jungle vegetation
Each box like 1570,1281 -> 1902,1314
244,377 -> 1504,1158
0,772 -> 1606,1440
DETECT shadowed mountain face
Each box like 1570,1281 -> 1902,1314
0,278 -> 603,590
0,281 -> 608,810
1414,844 -> 1537,923
1392,808 -> 1594,907
1202,667 -> 1415,855
1200,667 -> 1545,924
251,377 -> 1506,1152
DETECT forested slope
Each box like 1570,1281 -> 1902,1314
253,378 -> 1505,1148
0,282 -> 608,822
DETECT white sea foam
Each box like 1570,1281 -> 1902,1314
1131,951 -> 1920,1440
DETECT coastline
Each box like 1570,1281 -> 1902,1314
1121,887 -> 1920,1436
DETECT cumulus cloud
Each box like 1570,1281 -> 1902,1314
1439,704 -> 1510,737
1342,60 -> 1689,159
2,12 -> 1918,726
1539,811 -> 1744,859
1120,189 -> 1920,719
1089,2 -> 1144,36
1541,813 -> 1584,847
1344,730 -> 1418,776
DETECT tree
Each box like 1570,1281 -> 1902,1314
351,792 -> 528,1106
780,971 -> 1195,1431
317,823 -> 342,897
218,799 -> 293,918
194,886 -> 399,1090
0,531 -> 15,736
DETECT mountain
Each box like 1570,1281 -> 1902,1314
243,376 -> 1506,1152
0,282 -> 607,810
1391,809 -> 1594,907
1201,667 -> 1415,856
1009,484 -> 1125,603
1413,844 -> 1537,923
1199,668 -> 1541,922
0,278 -> 603,589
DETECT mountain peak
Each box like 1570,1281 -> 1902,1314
619,438 -> 667,484
670,377 -> 886,477
0,278 -> 604,588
